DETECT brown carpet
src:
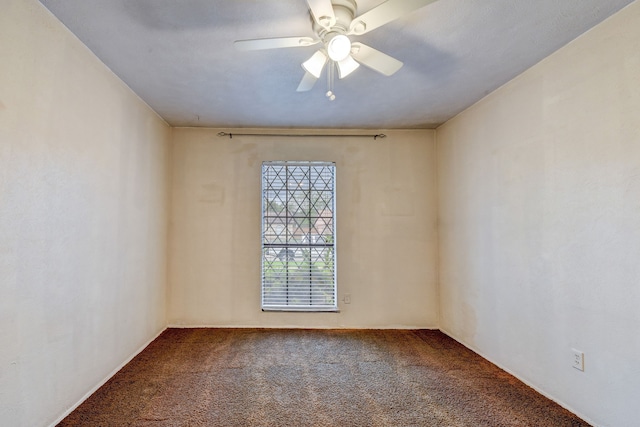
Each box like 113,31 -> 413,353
58,328 -> 590,426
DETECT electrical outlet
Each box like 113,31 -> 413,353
343,294 -> 351,304
572,349 -> 584,371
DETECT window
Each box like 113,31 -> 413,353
261,161 -> 336,311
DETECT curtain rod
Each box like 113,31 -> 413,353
217,132 -> 386,140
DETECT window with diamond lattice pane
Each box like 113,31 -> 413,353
261,161 -> 336,311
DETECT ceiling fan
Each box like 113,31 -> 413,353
234,0 -> 437,99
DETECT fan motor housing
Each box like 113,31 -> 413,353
312,0 -> 357,40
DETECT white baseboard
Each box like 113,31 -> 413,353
438,328 -> 601,427
166,323 -> 440,330
49,327 -> 167,427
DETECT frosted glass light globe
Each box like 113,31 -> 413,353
327,35 -> 351,62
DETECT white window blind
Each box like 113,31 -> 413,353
261,161 -> 336,311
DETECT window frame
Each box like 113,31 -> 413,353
261,161 -> 337,312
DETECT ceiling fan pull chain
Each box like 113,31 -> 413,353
326,61 -> 336,101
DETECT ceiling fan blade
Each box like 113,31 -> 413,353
336,55 -> 360,79
351,42 -> 403,76
306,0 -> 337,29
349,0 -> 437,35
297,71 -> 319,92
234,36 -> 318,51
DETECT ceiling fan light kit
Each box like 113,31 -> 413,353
302,51 -> 329,78
234,0 -> 437,100
327,34 -> 351,61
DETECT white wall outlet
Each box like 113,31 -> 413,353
343,294 -> 351,304
572,349 -> 584,371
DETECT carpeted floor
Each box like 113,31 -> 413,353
58,328 -> 590,426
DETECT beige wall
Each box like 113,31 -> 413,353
0,1 -> 170,426
168,128 -> 438,328
437,2 -> 640,426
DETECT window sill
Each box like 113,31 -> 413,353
262,307 -> 340,313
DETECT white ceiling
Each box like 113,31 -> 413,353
40,0 -> 634,129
